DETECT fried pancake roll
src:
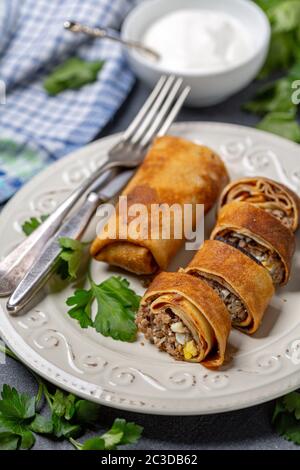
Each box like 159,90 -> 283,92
90,136 -> 229,275
211,202 -> 295,286
219,177 -> 300,231
136,272 -> 231,368
185,240 -> 275,334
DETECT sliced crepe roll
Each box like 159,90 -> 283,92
90,135 -> 229,275
211,202 -> 295,286
185,240 -> 275,334
136,272 -> 231,368
219,177 -> 300,231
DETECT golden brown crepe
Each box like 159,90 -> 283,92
219,177 -> 300,232
136,271 -> 231,368
211,202 -> 295,286
185,240 -> 275,334
90,135 -> 229,275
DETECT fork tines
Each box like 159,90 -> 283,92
122,76 -> 190,149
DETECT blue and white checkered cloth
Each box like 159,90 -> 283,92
0,0 -> 136,203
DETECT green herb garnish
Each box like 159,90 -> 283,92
44,57 -> 104,96
257,110 -> 300,142
70,418 -> 143,451
0,344 -> 143,451
66,276 -> 140,342
243,1 -> 300,141
21,215 -> 140,341
21,214 -> 49,236
0,385 -> 36,449
273,391 -> 300,444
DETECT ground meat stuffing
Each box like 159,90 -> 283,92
136,305 -> 200,361
195,275 -> 247,325
264,207 -> 293,230
220,231 -> 284,285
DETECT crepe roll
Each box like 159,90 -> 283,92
219,177 -> 300,231
90,135 -> 229,275
211,202 -> 295,286
185,240 -> 274,334
136,272 -> 231,368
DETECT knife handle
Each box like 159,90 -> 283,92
6,191 -> 104,315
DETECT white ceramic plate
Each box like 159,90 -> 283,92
1,122 -> 300,416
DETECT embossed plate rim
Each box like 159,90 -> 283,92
0,122 -> 300,415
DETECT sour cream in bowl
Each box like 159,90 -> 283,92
121,0 -> 270,107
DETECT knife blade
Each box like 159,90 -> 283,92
6,169 -> 134,315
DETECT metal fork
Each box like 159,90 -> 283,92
0,75 -> 190,297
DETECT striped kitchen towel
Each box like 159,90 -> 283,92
0,0 -> 136,203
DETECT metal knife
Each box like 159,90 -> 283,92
6,169 -> 134,315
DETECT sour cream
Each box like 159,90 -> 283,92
142,9 -> 253,73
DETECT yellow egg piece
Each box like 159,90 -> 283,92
183,340 -> 197,360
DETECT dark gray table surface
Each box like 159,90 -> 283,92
0,78 -> 298,450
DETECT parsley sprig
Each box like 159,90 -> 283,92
66,276 -> 141,342
70,418 -> 143,450
0,344 -> 143,450
44,57 -> 104,96
21,215 -> 87,281
273,391 -> 300,444
22,214 -> 49,236
21,216 -> 141,342
243,1 -> 300,142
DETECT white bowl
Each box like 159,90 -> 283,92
121,0 -> 271,107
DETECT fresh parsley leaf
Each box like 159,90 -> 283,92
47,389 -> 101,438
109,418 -> 143,446
0,385 -> 36,449
74,400 -> 102,424
51,413 -> 82,439
0,384 -> 35,420
256,110 -> 300,142
243,78 -> 296,114
254,0 -> 300,76
66,276 -> 140,342
272,397 -> 286,423
75,436 -> 105,450
259,31 -> 295,78
0,415 -> 35,449
0,346 -> 142,451
66,288 -> 94,328
51,390 -> 82,422
44,58 -> 104,96
71,418 -> 143,450
101,276 -> 141,311
255,0 -> 289,11
269,0 -> 300,33
273,392 -> 300,445
283,392 -> 300,419
273,405 -> 300,445
93,276 -> 140,342
21,214 -> 48,236
93,282 -> 138,342
289,61 -> 300,80
29,414 -> 53,434
58,237 -> 85,280
0,431 -> 20,450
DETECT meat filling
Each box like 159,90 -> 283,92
219,231 -> 284,285
195,275 -> 247,325
265,208 -> 292,229
136,305 -> 200,361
